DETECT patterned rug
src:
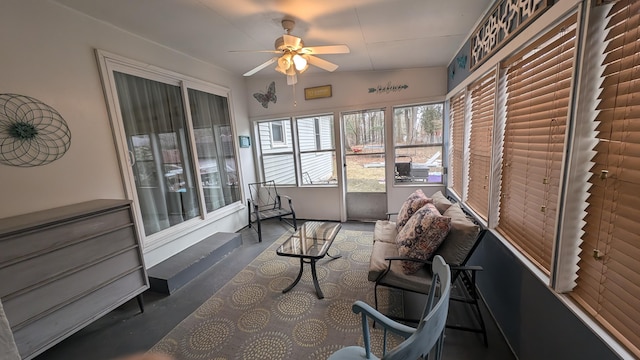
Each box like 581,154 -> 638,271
148,229 -> 404,360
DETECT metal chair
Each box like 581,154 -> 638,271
329,256 -> 451,360
247,180 -> 296,242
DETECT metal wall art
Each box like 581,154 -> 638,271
368,82 -> 408,94
0,93 -> 71,167
470,0 -> 554,70
253,81 -> 277,108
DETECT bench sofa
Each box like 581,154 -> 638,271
367,190 -> 488,344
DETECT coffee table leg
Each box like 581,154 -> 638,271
283,258 -> 305,294
310,259 -> 324,299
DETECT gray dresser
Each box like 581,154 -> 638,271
0,199 -> 149,359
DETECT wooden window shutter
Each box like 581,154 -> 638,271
450,91 -> 466,198
467,70 -> 496,220
571,1 -> 640,357
497,14 -> 577,273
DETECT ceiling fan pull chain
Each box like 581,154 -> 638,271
293,82 -> 297,107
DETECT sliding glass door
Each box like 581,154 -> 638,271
108,67 -> 241,241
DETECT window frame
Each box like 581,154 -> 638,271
254,114 -> 338,187
295,114 -> 338,186
392,102 -> 445,185
96,50 -> 244,248
255,118 -> 296,185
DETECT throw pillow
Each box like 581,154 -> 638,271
396,203 -> 451,275
435,203 -> 481,265
374,220 -> 398,243
396,189 -> 432,231
431,191 -> 453,213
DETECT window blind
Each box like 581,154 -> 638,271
571,1 -> 640,357
497,15 -> 577,273
450,91 -> 466,198
467,71 -> 496,220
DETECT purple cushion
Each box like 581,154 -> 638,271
395,203 -> 451,275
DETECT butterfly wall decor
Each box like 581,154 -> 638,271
253,81 -> 277,108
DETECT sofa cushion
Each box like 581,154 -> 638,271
368,240 -> 400,281
431,191 -> 453,214
434,203 -> 481,265
374,220 -> 398,243
396,189 -> 431,231
395,203 -> 451,274
369,243 -> 434,294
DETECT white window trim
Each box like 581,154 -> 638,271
95,49 -> 245,250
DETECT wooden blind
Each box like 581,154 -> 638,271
450,91 -> 466,198
571,1 -> 640,357
467,70 -> 496,220
497,14 -> 577,273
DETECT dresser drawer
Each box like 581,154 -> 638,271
0,225 -> 138,298
0,208 -> 132,264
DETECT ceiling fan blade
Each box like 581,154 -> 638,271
301,44 -> 350,55
282,34 -> 302,49
307,55 -> 339,72
243,57 -> 278,76
229,49 -> 281,53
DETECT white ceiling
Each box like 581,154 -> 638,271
53,0 -> 493,77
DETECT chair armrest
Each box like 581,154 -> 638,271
352,300 -> 415,338
384,256 -> 483,272
281,195 -> 295,211
450,264 -> 483,272
384,256 -> 431,265
247,199 -> 259,211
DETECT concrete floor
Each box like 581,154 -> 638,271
35,220 -> 515,360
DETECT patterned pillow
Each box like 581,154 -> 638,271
396,189 -> 432,231
395,203 -> 451,275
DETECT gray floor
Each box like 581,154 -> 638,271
35,220 -> 515,360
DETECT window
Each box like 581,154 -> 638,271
271,121 -> 285,144
393,103 -> 444,184
496,14 -> 577,273
296,115 -> 337,185
103,63 -> 241,241
466,71 -> 496,220
256,119 -> 295,185
188,88 -> 241,212
570,1 -> 640,357
449,92 -> 466,197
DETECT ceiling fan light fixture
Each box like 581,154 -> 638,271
292,54 -> 308,71
277,53 -> 292,70
285,65 -> 297,76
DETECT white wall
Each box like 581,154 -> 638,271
0,0 -> 254,266
0,1 -> 451,262
246,68 -> 448,220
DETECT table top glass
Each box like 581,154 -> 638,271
276,221 -> 342,259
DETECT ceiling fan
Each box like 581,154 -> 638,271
236,19 -> 350,85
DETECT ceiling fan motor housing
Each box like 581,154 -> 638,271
275,37 -> 303,51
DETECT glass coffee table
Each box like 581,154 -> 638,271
276,221 -> 342,299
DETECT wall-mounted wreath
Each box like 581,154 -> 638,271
0,93 -> 71,167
